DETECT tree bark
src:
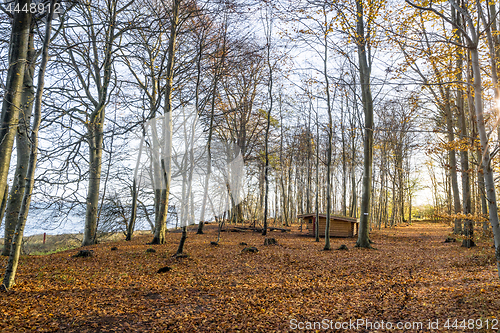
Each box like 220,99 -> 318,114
355,0 -> 374,248
197,80 -> 216,234
0,1 -> 32,230
469,36 -> 500,275
176,226 -> 187,255
82,115 -> 104,246
315,101 -> 320,242
151,0 -> 180,244
445,99 -> 462,234
0,185 -> 8,232
322,5 -> 332,251
263,7 -> 273,236
454,10 -> 474,248
2,28 -> 35,256
126,177 -> 138,241
2,0 -> 54,290
81,0 -> 120,246
341,97 -> 347,217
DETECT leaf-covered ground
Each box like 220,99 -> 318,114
1,221 -> 499,332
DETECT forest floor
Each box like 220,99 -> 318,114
0,221 -> 499,332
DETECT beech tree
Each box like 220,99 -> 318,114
2,0 -> 57,290
2,14 -> 35,256
0,0 -> 32,244
407,0 -> 500,276
354,0 -> 376,248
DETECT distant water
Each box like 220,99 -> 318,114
0,203 -> 179,237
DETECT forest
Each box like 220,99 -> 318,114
0,0 -> 500,331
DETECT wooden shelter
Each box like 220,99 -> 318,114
297,213 -> 358,238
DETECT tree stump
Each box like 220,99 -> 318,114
264,238 -> 277,246
72,250 -> 94,258
157,266 -> 172,273
241,247 -> 259,254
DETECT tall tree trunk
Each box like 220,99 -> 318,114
287,162 -> 293,226
198,74 -> 217,234
349,147 -> 357,217
459,99 -> 473,247
469,74 -> 488,222
126,178 -> 138,241
445,99 -> 462,234
128,118 -> 150,240
341,96 -> 347,216
469,39 -> 500,276
82,0 -> 119,246
262,6 -> 273,236
390,171 -> 396,227
279,93 -> 288,227
355,0 -> 374,248
151,0 -> 180,244
396,145 -> 404,224
408,186 -> 412,224
315,104 -> 320,242
2,0 -> 54,289
197,21 -> 220,235
82,112 -> 104,246
322,6 -> 333,251
483,2 -> 500,141
453,10 -> 474,248
0,1 -> 32,228
2,29 -> 35,256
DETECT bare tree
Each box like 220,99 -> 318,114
0,1 -> 32,240
355,0 -> 375,248
2,0 -> 56,290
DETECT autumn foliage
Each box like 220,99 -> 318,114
0,222 -> 499,332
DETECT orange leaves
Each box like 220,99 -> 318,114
426,137 -> 480,156
0,223 -> 499,331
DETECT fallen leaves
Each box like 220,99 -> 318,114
0,222 -> 498,332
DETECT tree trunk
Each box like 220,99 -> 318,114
176,226 -> 187,255
390,172 -> 396,227
263,22 -> 273,236
2,0 -> 53,289
349,152 -> 357,217
151,0 -> 180,244
0,185 -> 8,232
470,43 -> 500,275
126,178 -> 138,241
341,98 -> 347,216
322,5 -> 333,251
81,0 -> 119,246
466,49 -> 488,224
445,99 -> 462,234
355,0 -> 374,248
454,15 -> 474,248
2,29 -> 35,256
0,2 -> 32,227
315,102 -> 320,242
198,83 -> 216,233
197,24 -> 217,235
82,113 -> 104,246
482,2 -> 500,142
